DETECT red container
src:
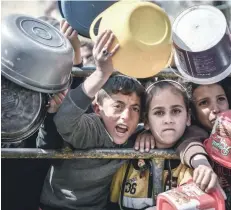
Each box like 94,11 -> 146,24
156,181 -> 226,210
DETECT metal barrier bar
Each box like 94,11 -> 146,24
1,148 -> 179,159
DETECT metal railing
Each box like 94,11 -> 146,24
1,148 -> 179,159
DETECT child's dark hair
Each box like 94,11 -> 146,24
190,78 -> 231,128
81,41 -> 94,51
80,40 -> 95,66
191,78 -> 231,107
97,75 -> 145,111
144,80 -> 190,120
220,77 -> 231,108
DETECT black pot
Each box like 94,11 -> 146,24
1,76 -> 47,143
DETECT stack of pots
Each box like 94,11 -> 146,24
1,14 -> 73,143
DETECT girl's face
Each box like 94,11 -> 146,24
145,87 -> 190,149
193,84 -> 229,131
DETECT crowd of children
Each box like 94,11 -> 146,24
36,19 -> 231,210
2,11 -> 231,210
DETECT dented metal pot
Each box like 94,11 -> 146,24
1,14 -> 73,93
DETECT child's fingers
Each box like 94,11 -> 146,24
66,26 -> 74,37
193,167 -> 199,182
200,172 -> 211,191
56,90 -> 68,102
49,99 -> 56,107
108,43 -> 120,57
134,137 -> 140,151
194,168 -> 204,186
70,30 -> 78,38
145,137 -> 150,152
53,94 -> 63,105
57,92 -> 66,101
139,138 -> 145,153
63,89 -> 69,95
205,173 -> 217,193
96,30 -> 111,53
60,19 -> 65,30
61,21 -> 70,34
102,32 -> 114,52
150,137 -> 155,149
47,99 -> 59,113
94,30 -> 107,50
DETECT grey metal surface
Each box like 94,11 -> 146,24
1,14 -> 73,93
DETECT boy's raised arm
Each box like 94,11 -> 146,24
54,30 -> 119,148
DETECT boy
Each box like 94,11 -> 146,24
39,30 -> 145,210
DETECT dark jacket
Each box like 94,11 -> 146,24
39,85 -> 135,210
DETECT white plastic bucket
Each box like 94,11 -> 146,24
172,5 -> 231,84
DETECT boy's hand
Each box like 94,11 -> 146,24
193,165 -> 218,193
60,19 -> 81,52
82,30 -> 119,98
93,30 -> 119,75
47,90 -> 68,113
134,131 -> 155,153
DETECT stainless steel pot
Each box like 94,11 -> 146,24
1,14 -> 73,93
1,76 -> 47,143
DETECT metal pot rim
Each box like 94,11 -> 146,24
1,66 -> 73,93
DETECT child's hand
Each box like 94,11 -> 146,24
82,30 -> 119,98
47,90 -> 68,113
93,30 -> 119,75
193,165 -> 218,193
60,19 -> 81,53
134,131 -> 155,153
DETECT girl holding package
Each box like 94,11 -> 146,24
176,81 -> 231,209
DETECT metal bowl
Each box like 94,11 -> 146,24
1,14 -> 73,93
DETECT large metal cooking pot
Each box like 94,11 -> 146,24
1,14 -> 73,93
1,76 -> 47,143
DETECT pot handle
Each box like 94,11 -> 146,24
89,11 -> 105,41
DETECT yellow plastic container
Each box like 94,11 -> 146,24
90,1 -> 172,78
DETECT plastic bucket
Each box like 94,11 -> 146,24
90,1 -> 172,78
156,181 -> 226,210
172,5 -> 231,84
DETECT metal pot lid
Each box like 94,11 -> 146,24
1,76 -> 47,143
61,0 -> 117,38
1,14 -> 73,93
19,16 -> 64,47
